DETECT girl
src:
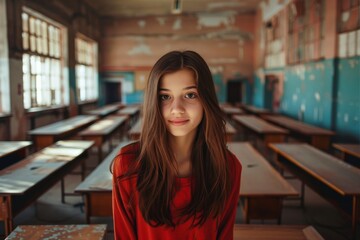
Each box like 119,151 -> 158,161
112,50 -> 242,239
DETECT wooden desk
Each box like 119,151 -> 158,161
263,115 -> 335,151
85,104 -> 121,118
6,224 -> 107,240
114,105 -> 140,127
221,106 -> 245,118
269,143 -> 360,238
241,105 -> 273,117
79,116 -> 128,162
75,142 -> 130,223
128,117 -> 142,140
225,121 -> 237,142
0,141 -> 32,169
0,140 -> 94,236
233,224 -> 324,240
333,143 -> 360,162
228,142 -> 298,223
28,115 -> 98,150
233,115 -> 288,147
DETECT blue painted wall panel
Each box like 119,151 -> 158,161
335,57 -> 360,142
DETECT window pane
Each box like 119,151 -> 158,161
22,9 -> 66,109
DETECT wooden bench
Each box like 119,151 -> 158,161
228,142 -> 298,223
128,117 -> 142,140
114,105 -> 141,128
0,140 -> 94,236
78,116 -> 128,163
241,105 -> 273,117
0,141 -> 32,169
221,105 -> 245,118
233,224 -> 324,240
85,104 -> 123,118
269,143 -> 360,239
28,115 -> 98,150
263,115 -> 335,151
75,142 -> 130,223
225,121 -> 237,142
233,115 -> 288,148
333,143 -> 360,163
6,224 -> 107,240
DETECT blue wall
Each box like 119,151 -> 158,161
334,57 -> 360,142
251,58 -> 360,142
282,60 -> 334,129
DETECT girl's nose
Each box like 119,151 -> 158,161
171,98 -> 185,114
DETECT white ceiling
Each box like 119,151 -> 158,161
84,0 -> 263,17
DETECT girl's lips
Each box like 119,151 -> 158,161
169,119 -> 189,126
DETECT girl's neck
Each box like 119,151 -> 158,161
169,135 -> 194,177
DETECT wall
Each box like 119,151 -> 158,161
252,0 -> 360,142
99,12 -> 256,104
335,57 -> 360,142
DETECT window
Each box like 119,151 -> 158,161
75,35 -> 98,102
265,11 -> 285,68
287,0 -> 326,64
22,8 -> 68,109
338,0 -> 360,57
0,0 -> 10,114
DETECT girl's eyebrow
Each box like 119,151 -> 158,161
159,86 -> 197,91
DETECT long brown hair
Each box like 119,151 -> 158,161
137,50 -> 231,227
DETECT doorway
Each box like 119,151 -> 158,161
104,81 -> 122,104
227,79 -> 243,105
264,75 -> 281,112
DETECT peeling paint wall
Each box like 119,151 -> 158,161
100,13 -> 256,103
281,60 -> 335,129
335,57 -> 360,142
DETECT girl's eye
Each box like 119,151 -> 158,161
159,94 -> 171,101
185,92 -> 198,99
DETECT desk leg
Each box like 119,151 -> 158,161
0,196 -> 13,236
352,196 -> 359,239
61,178 -> 65,203
98,145 -> 102,164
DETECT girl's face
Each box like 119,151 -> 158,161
159,68 -> 204,139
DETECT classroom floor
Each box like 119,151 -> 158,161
1,137 -> 357,240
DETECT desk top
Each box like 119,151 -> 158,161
115,106 -> 140,115
225,121 -> 237,135
228,142 -> 298,197
241,105 -> 272,115
221,106 -> 245,115
128,118 -> 142,138
0,140 -> 94,195
333,143 -> 360,158
233,224 -> 324,240
0,141 -> 32,158
28,115 -> 98,135
75,142 -> 131,193
269,143 -> 360,196
6,224 -> 107,240
264,115 -> 334,136
85,105 -> 121,117
79,116 -> 127,136
233,115 -> 288,134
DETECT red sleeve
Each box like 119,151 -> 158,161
217,151 -> 242,239
112,148 -> 138,240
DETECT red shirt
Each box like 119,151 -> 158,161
112,142 -> 242,240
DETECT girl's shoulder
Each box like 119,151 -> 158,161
112,141 -> 140,177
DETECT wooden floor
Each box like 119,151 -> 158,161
0,135 -> 357,240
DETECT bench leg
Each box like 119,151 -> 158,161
0,196 -> 13,237
61,178 -> 65,203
